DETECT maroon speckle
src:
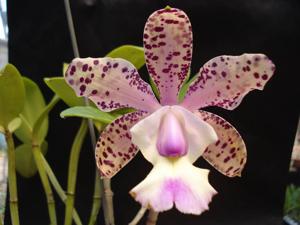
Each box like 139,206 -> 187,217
103,66 -> 108,72
154,26 -> 164,32
144,34 -> 149,39
221,71 -> 227,77
224,156 -> 231,163
262,74 -> 268,80
92,90 -> 98,95
113,63 -> 119,68
221,143 -> 228,149
80,85 -> 86,92
93,60 -> 99,65
152,56 -> 159,60
253,72 -> 260,79
122,67 -> 128,73
145,44 -> 152,49
82,64 -> 88,72
105,91 -> 110,96
212,62 -> 217,67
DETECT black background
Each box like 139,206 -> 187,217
6,0 -> 300,224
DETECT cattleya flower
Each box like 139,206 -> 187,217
65,7 -> 275,215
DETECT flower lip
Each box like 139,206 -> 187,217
156,109 -> 188,157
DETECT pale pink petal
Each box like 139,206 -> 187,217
130,157 -> 217,215
130,105 -> 218,165
95,111 -> 148,178
195,110 -> 247,177
65,57 -> 160,112
144,8 -> 193,105
181,54 -> 275,111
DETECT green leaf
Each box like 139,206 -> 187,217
178,73 -> 197,102
7,117 -> 22,133
149,76 -> 160,99
60,106 -> 116,124
14,77 -> 48,143
0,64 -> 26,127
32,95 -> 59,144
106,45 -> 145,69
63,63 -> 69,75
15,141 -> 48,178
44,77 -> 85,107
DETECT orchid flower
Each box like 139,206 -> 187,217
65,7 -> 275,215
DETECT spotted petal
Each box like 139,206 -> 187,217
65,57 -> 160,112
144,8 -> 193,105
95,111 -> 148,178
130,157 -> 217,214
130,105 -> 218,165
195,110 -> 247,177
181,54 -> 275,111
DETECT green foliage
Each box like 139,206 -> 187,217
15,77 -> 48,143
44,77 -> 85,107
15,141 -> 48,178
178,72 -> 197,102
60,106 -> 116,124
0,64 -> 25,127
284,184 -> 300,221
7,118 -> 22,133
106,45 -> 145,69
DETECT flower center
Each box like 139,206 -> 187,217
156,109 -> 188,157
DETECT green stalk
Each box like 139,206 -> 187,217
32,144 -> 57,225
29,95 -> 60,225
5,129 -> 20,225
39,152 -> 83,225
88,171 -> 102,225
64,120 -> 88,225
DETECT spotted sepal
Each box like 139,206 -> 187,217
95,110 -> 148,178
195,110 -> 247,177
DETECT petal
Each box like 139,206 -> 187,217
130,157 -> 217,215
181,54 -> 275,111
144,8 -> 193,105
130,105 -> 218,165
195,110 -> 247,177
95,110 -> 148,178
65,57 -> 160,112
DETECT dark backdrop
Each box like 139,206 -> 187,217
7,0 -> 300,224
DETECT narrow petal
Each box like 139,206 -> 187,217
65,57 -> 160,112
181,54 -> 275,111
195,110 -> 247,177
144,8 -> 193,105
130,157 -> 217,215
95,111 -> 148,178
130,105 -> 218,165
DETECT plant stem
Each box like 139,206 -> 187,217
128,207 -> 147,225
145,210 -> 158,225
39,152 -> 82,225
64,120 -> 88,225
5,129 -> 20,225
32,143 -> 57,225
88,170 -> 102,225
103,178 -> 115,225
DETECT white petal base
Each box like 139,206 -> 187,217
130,157 -> 217,215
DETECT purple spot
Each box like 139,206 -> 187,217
82,64 -> 88,72
154,27 -> 164,32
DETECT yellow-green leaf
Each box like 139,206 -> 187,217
15,141 -> 48,178
0,64 -> 25,127
15,77 -> 48,143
